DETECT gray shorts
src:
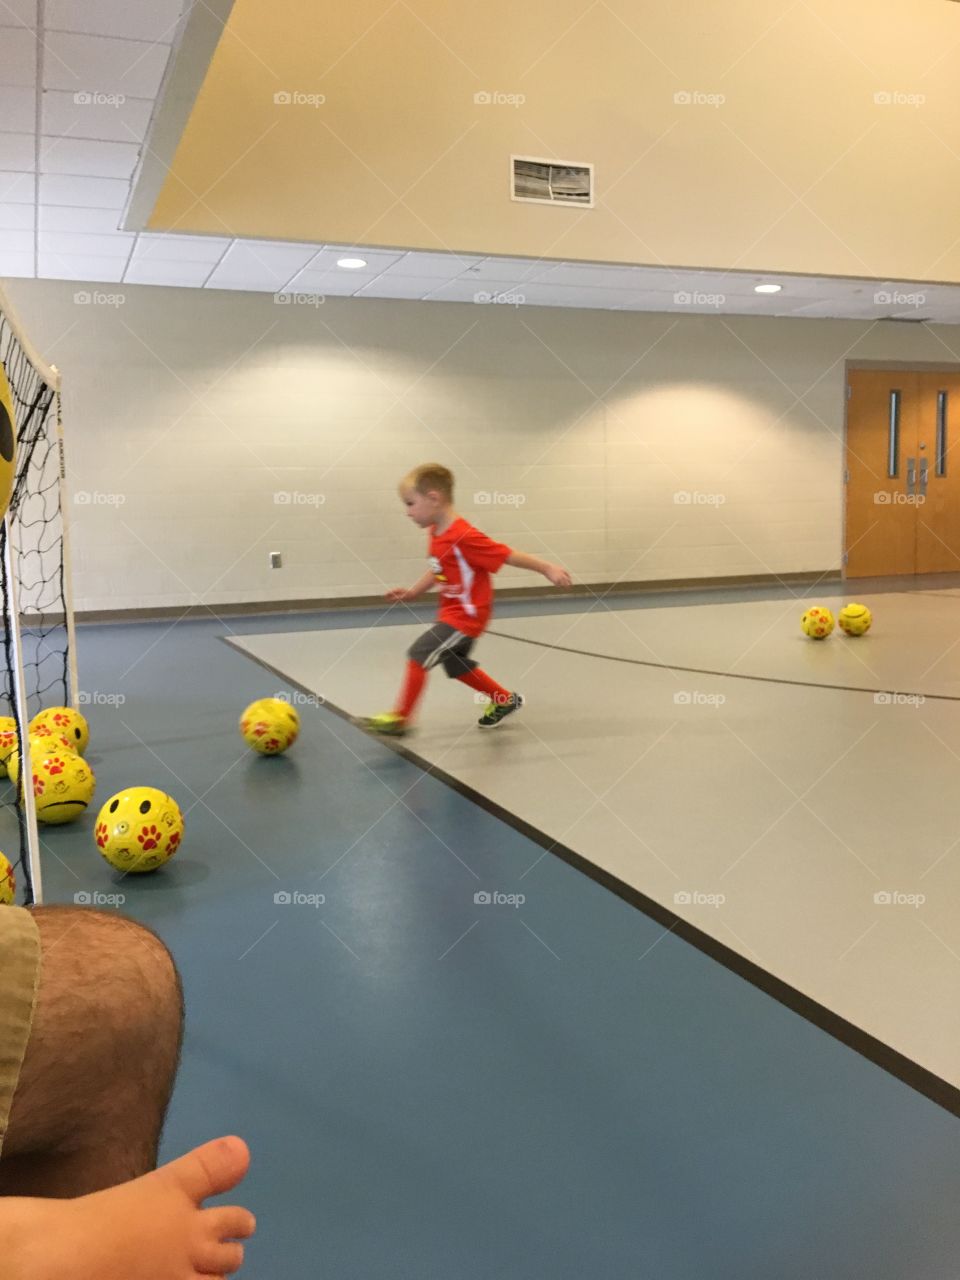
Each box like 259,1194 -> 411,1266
408,623 -> 478,678
0,906 -> 41,1158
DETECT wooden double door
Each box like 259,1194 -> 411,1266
845,369 -> 960,577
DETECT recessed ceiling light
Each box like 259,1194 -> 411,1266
754,283 -> 782,294
337,257 -> 367,269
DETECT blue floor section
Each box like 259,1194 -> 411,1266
30,602 -> 960,1279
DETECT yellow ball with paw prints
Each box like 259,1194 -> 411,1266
240,698 -> 300,755
801,606 -> 835,639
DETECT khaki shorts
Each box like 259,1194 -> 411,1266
0,906 -> 41,1158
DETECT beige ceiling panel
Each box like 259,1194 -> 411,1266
147,0 -> 960,282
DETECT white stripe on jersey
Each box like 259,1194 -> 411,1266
452,546 -> 477,617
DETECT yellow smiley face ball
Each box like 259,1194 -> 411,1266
801,606 -> 835,640
838,602 -> 872,636
0,852 -> 14,905
95,787 -> 184,874
0,362 -> 17,526
28,749 -> 96,825
30,706 -> 89,756
239,698 -> 300,755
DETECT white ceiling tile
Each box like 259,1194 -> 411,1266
42,32 -> 170,98
0,132 -> 34,170
39,231 -> 134,257
0,86 -> 35,133
40,172 -> 129,207
389,250 -> 485,277
772,277 -> 845,298
287,267 -> 355,290
533,262 -> 647,288
527,285 -> 661,309
706,278 -> 800,299
42,88 -> 154,142
519,294 -> 616,309
45,0 -> 185,44
278,275 -> 360,297
616,291 -> 710,312
292,246 -> 403,276
0,249 -> 34,276
0,201 -> 34,229
209,242 -> 319,287
781,300 -> 860,318
423,278 -> 533,302
38,252 -> 124,281
39,203 -> 122,231
0,170 -> 33,202
124,258 -> 215,286
0,27 -> 36,86
205,278 -> 279,293
231,240 -> 322,265
613,269 -> 700,293
0,0 -> 37,26
453,256 -> 547,283
0,228 -> 33,252
353,276 -> 434,299
40,136 -> 139,178
132,233 -> 232,263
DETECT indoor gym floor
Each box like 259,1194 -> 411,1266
31,579 -> 960,1279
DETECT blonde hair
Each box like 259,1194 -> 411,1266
401,463 -> 454,502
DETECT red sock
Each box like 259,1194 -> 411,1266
395,660 -> 428,719
456,668 -> 511,705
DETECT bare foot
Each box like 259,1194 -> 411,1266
3,1135 -> 255,1279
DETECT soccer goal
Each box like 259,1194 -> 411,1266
0,283 -> 79,905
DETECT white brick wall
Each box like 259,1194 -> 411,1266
4,278 -> 958,612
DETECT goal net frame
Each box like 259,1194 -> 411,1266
0,281 -> 79,905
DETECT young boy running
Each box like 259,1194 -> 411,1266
362,463 -> 571,736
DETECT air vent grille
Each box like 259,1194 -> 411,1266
511,156 -> 593,207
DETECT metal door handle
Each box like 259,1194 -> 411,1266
907,457 -> 916,494
919,456 -> 928,496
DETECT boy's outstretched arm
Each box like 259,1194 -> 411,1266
505,550 -> 572,587
386,569 -> 436,602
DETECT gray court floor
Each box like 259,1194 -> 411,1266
231,588 -> 960,1089
23,590 -> 960,1278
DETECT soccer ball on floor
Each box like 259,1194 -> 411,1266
800,606 -> 835,639
30,750 -> 96,825
95,787 -> 184,874
30,706 -> 90,756
239,698 -> 300,755
838,603 -> 872,636
7,731 -> 77,786
0,717 -> 17,778
0,852 -> 14,904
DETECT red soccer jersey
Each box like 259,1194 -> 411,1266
428,517 -> 512,637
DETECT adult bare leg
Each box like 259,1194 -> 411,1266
0,905 -> 183,1197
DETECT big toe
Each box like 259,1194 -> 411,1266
161,1136 -> 251,1203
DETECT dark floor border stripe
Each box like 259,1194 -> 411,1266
487,628 -> 960,702
221,634 -> 960,1119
